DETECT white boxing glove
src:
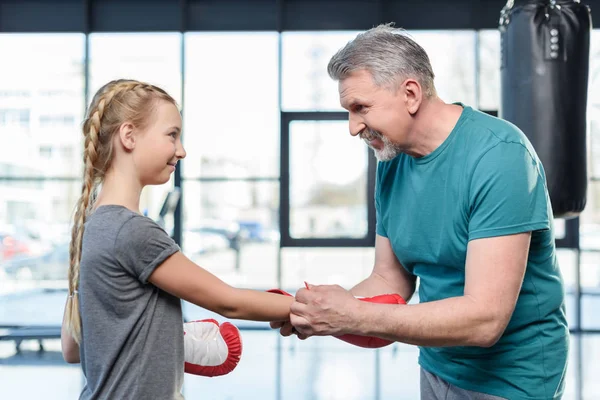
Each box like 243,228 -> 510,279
183,319 -> 243,377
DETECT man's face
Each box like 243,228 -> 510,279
339,70 -> 410,161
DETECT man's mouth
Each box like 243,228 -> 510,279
366,138 -> 384,150
360,129 -> 381,142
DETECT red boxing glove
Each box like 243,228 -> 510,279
267,288 -> 406,349
183,319 -> 243,377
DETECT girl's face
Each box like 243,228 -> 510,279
134,100 -> 186,186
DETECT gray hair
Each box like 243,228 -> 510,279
327,23 -> 436,98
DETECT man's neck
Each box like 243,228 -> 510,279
405,99 -> 464,158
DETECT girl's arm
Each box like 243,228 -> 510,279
148,252 -> 293,321
60,296 -> 80,363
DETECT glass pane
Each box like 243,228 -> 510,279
183,32 -> 279,178
589,120 -> 600,179
477,30 -> 501,111
582,336 -> 600,397
282,31 -> 361,111
282,247 -> 374,290
0,178 -> 175,325
588,31 -> 600,179
89,32 -> 182,217
556,249 -> 578,330
140,182 -> 179,234
181,180 -> 279,290
562,336 -> 580,399
581,250 -> 600,329
579,31 -> 600,331
0,34 -> 85,178
88,32 -> 182,104
587,30 -> 600,116
289,120 -> 368,239
282,30 -> 477,111
0,180 -> 81,327
579,182 -> 600,251
588,29 -> 600,181
410,31 -> 477,107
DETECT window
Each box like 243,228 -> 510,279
411,31 -> 477,107
288,120 -> 368,239
578,30 -> 600,330
0,109 -> 30,128
282,31 -> 360,111
181,181 -> 279,290
281,247 -> 374,289
0,34 -> 85,312
39,115 -> 76,127
0,181 -> 79,286
0,34 -> 85,179
89,32 -> 183,217
88,32 -> 182,104
183,32 -> 279,178
282,30 -> 477,111
477,30 -> 501,111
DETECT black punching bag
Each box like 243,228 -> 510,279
499,0 -> 591,218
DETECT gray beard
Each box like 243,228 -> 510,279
362,129 -> 402,161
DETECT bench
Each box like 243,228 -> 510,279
0,325 -> 61,352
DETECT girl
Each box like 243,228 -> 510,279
60,79 -> 293,399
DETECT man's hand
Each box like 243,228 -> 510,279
289,284 -> 360,338
269,320 -> 296,337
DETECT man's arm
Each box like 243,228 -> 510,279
350,234 -> 417,302
291,232 -> 530,347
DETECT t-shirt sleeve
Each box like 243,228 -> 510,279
375,162 -> 388,238
114,215 -> 181,283
468,142 -> 551,241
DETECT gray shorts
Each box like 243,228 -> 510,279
420,368 -> 507,400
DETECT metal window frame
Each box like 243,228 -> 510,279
279,111 -> 377,247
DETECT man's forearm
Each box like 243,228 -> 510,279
350,273 -> 416,302
353,295 -> 504,348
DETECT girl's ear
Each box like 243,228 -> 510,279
118,122 -> 136,151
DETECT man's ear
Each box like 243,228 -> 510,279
403,79 -> 423,115
118,122 -> 136,151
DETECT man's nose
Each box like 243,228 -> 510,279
349,114 -> 365,137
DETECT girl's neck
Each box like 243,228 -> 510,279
93,168 -> 143,214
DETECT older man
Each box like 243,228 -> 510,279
273,24 -> 568,400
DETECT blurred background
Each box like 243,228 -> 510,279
0,0 -> 599,399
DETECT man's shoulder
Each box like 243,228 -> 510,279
464,108 -> 532,149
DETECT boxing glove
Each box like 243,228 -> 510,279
183,319 -> 243,377
267,288 -> 406,348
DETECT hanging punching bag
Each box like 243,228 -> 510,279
499,0 -> 591,218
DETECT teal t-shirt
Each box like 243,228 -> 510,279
376,105 -> 569,400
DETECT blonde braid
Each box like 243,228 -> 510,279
65,79 -> 178,343
66,80 -> 142,343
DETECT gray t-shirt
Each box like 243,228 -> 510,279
78,205 -> 184,400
